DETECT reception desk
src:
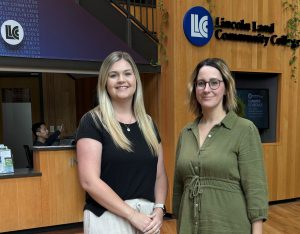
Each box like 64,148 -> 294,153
0,146 -> 85,233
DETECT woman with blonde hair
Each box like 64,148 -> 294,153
76,51 -> 168,234
173,58 -> 268,234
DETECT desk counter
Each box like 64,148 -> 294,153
0,168 -> 41,179
0,146 -> 85,232
32,145 -> 76,151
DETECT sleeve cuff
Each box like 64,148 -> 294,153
248,208 -> 268,223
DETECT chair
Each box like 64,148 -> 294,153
23,145 -> 33,168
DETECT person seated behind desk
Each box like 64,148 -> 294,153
32,122 -> 62,146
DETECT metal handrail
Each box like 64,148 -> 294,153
110,0 -> 158,43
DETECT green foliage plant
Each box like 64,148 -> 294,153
282,0 -> 300,82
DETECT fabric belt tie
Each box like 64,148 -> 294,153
184,176 -> 242,234
186,176 -> 203,234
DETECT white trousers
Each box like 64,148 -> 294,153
84,198 -> 157,234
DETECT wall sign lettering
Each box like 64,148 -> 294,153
183,6 -> 300,48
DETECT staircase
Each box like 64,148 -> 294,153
77,0 -> 159,66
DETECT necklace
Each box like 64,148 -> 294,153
124,115 -> 133,132
125,124 -> 131,132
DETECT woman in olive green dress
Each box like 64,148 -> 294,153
173,58 -> 268,234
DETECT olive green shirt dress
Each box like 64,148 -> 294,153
173,111 -> 268,234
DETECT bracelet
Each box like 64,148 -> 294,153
154,203 -> 166,216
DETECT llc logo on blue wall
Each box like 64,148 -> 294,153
183,6 -> 213,46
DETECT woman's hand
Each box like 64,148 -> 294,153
128,210 -> 153,232
143,208 -> 164,234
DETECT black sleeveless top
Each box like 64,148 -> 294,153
76,112 -> 161,217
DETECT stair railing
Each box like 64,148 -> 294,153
110,0 -> 158,43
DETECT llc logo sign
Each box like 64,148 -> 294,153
1,20 -> 24,45
183,6 -> 213,46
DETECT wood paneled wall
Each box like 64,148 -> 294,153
75,77 -> 98,124
141,73 -> 160,123
159,0 -> 300,210
42,73 -> 77,137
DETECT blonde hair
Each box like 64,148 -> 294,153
188,58 -> 237,116
91,51 -> 159,155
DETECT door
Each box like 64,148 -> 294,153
2,102 -> 33,168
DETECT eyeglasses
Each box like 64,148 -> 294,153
194,79 -> 224,90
